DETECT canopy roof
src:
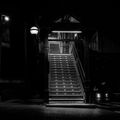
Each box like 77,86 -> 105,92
54,14 -> 80,23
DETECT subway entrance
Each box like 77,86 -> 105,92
48,31 -> 86,105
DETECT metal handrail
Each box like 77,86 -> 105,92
72,42 -> 86,101
72,43 -> 86,80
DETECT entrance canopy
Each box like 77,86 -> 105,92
54,15 -> 80,23
48,15 -> 83,41
50,14 -> 82,31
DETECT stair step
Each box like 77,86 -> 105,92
50,77 -> 73,80
50,57 -> 74,58
49,90 -> 82,93
50,63 -> 74,65
50,71 -> 77,73
50,65 -> 75,67
50,77 -> 79,79
50,70 -> 76,72
50,66 -> 75,68
49,84 -> 80,87
50,74 -> 78,76
49,83 -> 80,85
50,59 -> 74,60
49,91 -> 82,93
49,89 -> 82,91
50,75 -> 78,77
49,77 -> 79,79
49,83 -> 80,86
50,68 -> 76,70
49,81 -> 79,83
49,81 -> 79,84
50,73 -> 77,75
49,98 -> 84,101
49,86 -> 80,89
50,79 -> 79,81
50,72 -> 77,74
49,93 -> 83,97
50,69 -> 77,71
49,87 -> 81,90
49,87 -> 81,89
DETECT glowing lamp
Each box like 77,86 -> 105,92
74,33 -> 77,37
30,26 -> 39,35
105,93 -> 108,98
1,15 -> 10,23
96,93 -> 101,99
4,16 -> 10,22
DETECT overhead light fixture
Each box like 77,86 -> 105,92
74,33 -> 77,37
96,93 -> 101,99
105,93 -> 108,98
30,26 -> 39,35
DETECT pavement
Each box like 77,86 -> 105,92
0,102 -> 120,120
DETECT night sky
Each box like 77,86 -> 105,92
0,1 -> 119,26
0,1 -> 120,43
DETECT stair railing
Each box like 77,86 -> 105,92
72,42 -> 86,101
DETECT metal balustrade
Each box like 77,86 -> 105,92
71,42 -> 86,102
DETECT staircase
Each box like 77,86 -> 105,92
48,54 -> 85,104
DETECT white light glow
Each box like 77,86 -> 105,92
4,16 -> 10,22
74,33 -> 77,37
31,26 -> 38,30
96,93 -> 101,99
105,93 -> 108,97
52,31 -> 82,33
30,26 -> 39,34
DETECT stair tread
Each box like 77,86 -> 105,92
49,91 -> 82,93
50,86 -> 80,89
49,94 -> 83,97
49,98 -> 84,101
49,84 -> 80,86
49,81 -> 79,83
